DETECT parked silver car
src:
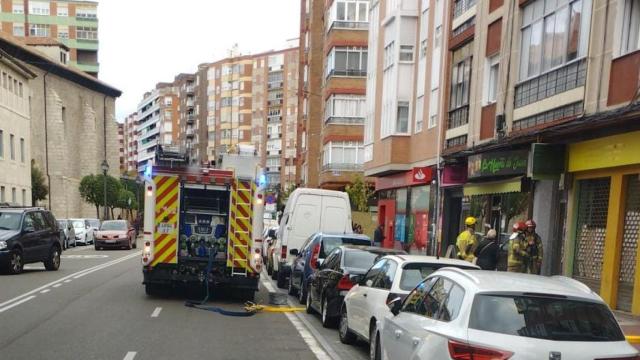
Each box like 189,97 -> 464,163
57,219 -> 76,249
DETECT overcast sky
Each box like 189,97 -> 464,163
98,0 -> 300,121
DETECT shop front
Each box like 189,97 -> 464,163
376,167 -> 435,254
565,131 -> 640,315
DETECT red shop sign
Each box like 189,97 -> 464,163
376,167 -> 434,191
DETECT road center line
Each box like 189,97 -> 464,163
0,296 -> 36,313
151,307 -> 162,318
40,289 -> 50,294
123,351 -> 137,360
63,279 -> 71,283
52,284 -> 62,288
0,251 -> 141,310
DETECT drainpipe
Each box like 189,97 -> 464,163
596,0 -> 610,114
43,71 -> 51,210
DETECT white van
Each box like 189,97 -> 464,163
273,188 -> 352,288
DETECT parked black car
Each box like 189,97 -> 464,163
305,245 -> 405,327
0,207 -> 62,274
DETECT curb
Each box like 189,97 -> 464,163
627,335 -> 640,344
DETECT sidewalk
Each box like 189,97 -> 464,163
615,311 -> 640,350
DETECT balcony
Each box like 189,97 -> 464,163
268,65 -> 284,72
268,81 -> 284,90
267,99 -> 284,107
326,69 -> 366,78
447,105 -> 469,129
76,14 -> 98,22
267,115 -> 282,123
186,129 -> 195,138
185,86 -> 195,94
266,166 -> 281,173
327,20 -> 368,33
267,133 -> 282,139
186,114 -> 195,124
453,0 -> 477,19
322,163 -> 364,172
267,150 -> 282,157
325,116 -> 365,125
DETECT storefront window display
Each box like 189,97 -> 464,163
461,192 -> 530,237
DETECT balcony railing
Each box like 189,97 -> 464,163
447,105 -> 469,129
266,166 -> 281,173
325,116 -> 365,125
322,163 -> 364,171
186,114 -> 195,124
268,99 -> 284,107
267,133 -> 282,139
267,81 -> 284,90
185,86 -> 195,94
267,115 -> 282,123
453,0 -> 476,19
326,69 -> 366,78
327,20 -> 368,33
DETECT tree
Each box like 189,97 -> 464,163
79,174 -> 122,219
116,188 -> 137,219
79,175 -> 100,217
345,175 -> 374,212
31,161 -> 48,205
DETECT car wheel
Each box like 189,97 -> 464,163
44,246 -> 61,271
5,249 -> 24,275
321,296 -> 336,328
305,286 -> 315,314
370,331 -> 381,360
298,279 -> 306,304
369,323 -> 378,360
339,306 -> 357,344
276,269 -> 287,289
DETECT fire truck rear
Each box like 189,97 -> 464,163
141,146 -> 264,299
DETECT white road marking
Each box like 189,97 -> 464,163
63,279 -> 71,283
0,296 -> 36,313
23,265 -> 45,270
40,289 -> 50,294
0,252 -> 141,311
260,277 -> 333,360
123,351 -> 137,360
62,254 -> 109,259
151,307 -> 162,318
52,284 -> 62,288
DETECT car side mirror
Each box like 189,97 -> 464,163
23,226 -> 35,233
316,258 -> 324,268
387,297 -> 402,316
289,248 -> 299,256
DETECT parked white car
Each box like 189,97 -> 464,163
70,219 -> 89,245
84,218 -> 100,244
340,255 -> 479,350
377,269 -> 639,360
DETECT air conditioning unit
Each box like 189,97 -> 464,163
495,114 -> 506,138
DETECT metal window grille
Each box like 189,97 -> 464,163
515,59 -> 587,108
512,102 -> 583,131
573,178 -> 611,293
447,105 -> 469,129
617,175 -> 640,312
445,135 -> 467,149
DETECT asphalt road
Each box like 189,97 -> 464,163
0,239 -> 368,360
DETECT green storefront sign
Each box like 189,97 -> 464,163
528,143 -> 566,180
468,150 -> 529,179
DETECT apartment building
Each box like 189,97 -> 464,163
174,73 -> 201,164
136,83 -> 178,174
117,122 -> 124,172
0,0 -> 100,76
297,0 -> 369,190
363,0 -> 449,253
0,47 -> 35,205
431,0 -> 640,314
122,112 -> 138,174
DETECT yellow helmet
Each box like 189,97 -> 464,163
465,217 -> 477,226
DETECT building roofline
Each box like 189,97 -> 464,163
208,46 -> 300,66
0,49 -> 37,78
0,33 -> 121,97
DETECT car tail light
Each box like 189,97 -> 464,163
309,243 -> 321,270
281,245 -> 287,260
337,274 -> 354,291
448,339 -> 513,360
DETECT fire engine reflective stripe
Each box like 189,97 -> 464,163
227,179 -> 254,273
152,175 -> 179,266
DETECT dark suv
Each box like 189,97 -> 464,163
0,207 -> 62,274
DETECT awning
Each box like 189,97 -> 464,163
463,177 -> 522,196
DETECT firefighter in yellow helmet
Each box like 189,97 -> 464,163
524,219 -> 543,274
507,221 -> 528,273
456,217 -> 478,262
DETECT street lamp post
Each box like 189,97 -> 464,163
101,160 -> 109,221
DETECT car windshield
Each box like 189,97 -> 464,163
100,221 -> 126,231
343,250 -> 378,270
321,236 -> 371,257
469,294 -> 625,342
72,220 -> 85,228
399,263 -> 477,291
0,212 -> 22,231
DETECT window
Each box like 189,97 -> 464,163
328,0 -> 369,29
12,2 -> 24,14
322,141 -> 364,167
29,24 -> 50,37
0,130 -> 3,158
363,260 -> 387,287
402,277 -> 438,314
0,187 -> 4,202
440,283 -> 465,321
620,0 -> 640,55
76,8 -> 97,20
378,260 -> 398,290
57,5 -> 68,16
76,26 -> 98,40
11,188 -> 16,203
29,1 -> 50,15
58,26 -> 69,39
10,134 -> 15,160
326,46 -> 368,77
396,101 -> 410,133
13,24 -> 24,37
21,189 -> 26,206
519,0 -> 590,80
19,138 -> 24,163
384,41 -> 395,69
469,294 -> 625,341
399,45 -> 415,62
429,89 -> 439,128
450,56 -> 472,110
324,95 -> 366,123
484,55 -> 500,104
60,51 -> 68,64
415,96 -> 424,133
